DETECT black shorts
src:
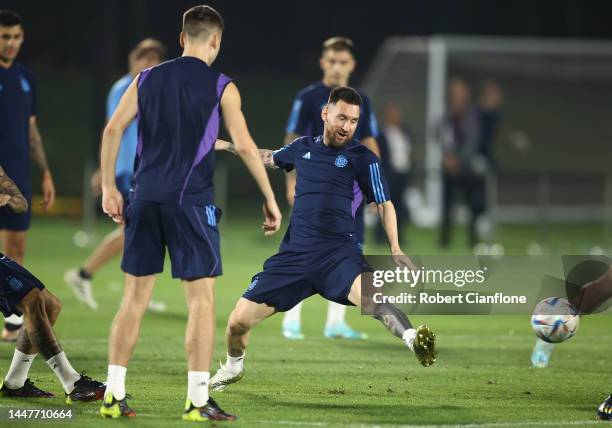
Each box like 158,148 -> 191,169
0,254 -> 45,317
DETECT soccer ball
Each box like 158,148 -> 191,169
531,297 -> 579,343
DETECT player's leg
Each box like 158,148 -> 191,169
2,230 -> 27,341
182,277 -> 237,421
101,274 -> 154,418
210,297 -> 275,392
3,288 -> 105,401
212,252 -> 313,392
282,302 -> 304,339
323,203 -> 367,340
64,225 -> 124,310
347,273 -> 437,366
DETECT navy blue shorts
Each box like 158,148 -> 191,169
242,241 -> 372,312
0,194 -> 31,232
121,199 -> 222,279
0,254 -> 45,317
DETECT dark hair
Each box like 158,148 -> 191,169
0,10 -> 22,27
328,86 -> 362,107
130,38 -> 167,62
182,5 -> 224,40
322,36 -> 354,56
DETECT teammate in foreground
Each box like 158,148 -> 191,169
282,37 -> 380,341
64,38 -> 166,311
0,167 -> 105,403
98,5 -> 281,421
210,87 -> 436,392
0,10 -> 56,341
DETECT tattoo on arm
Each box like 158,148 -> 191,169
29,120 -> 50,173
259,149 -> 278,169
0,167 -> 28,213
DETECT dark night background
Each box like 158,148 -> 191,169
4,0 -> 612,202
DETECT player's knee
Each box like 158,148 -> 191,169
228,312 -> 252,336
123,287 -> 152,310
45,294 -> 62,321
22,290 -> 45,319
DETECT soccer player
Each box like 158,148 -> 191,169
0,167 -> 105,402
98,6 -> 281,421
0,10 -> 56,341
64,38 -> 167,311
210,87 -> 436,392
282,37 -> 380,340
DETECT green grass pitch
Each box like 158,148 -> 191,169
0,217 -> 609,427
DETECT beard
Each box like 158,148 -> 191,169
325,127 -> 352,148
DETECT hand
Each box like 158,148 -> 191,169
0,194 -> 11,207
90,169 -> 102,196
391,248 -> 417,271
41,171 -> 56,212
215,139 -> 236,155
262,198 -> 282,236
102,187 -> 124,224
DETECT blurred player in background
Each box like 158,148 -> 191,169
0,167 -> 105,403
210,87 -> 436,392
0,10 -> 56,342
477,79 -> 504,172
282,37 -> 380,340
64,38 -> 167,312
98,5 -> 281,420
438,78 -> 486,249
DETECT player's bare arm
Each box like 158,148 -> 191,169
100,76 -> 138,224
29,116 -> 55,211
377,200 -> 415,269
0,166 -> 29,213
361,136 -> 381,158
220,82 -> 281,235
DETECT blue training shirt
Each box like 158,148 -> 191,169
285,82 -> 379,144
107,73 -> 138,178
0,63 -> 36,198
132,56 -> 231,205
273,136 -> 390,251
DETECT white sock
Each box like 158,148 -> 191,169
225,353 -> 244,374
283,302 -> 302,326
4,350 -> 37,389
325,302 -> 346,327
403,328 -> 417,352
187,371 -> 209,407
4,314 -> 24,326
105,364 -> 127,400
46,352 -> 81,394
